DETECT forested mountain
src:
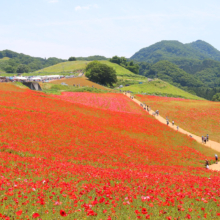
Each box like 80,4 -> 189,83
139,60 -> 203,89
138,59 -> 220,100
0,50 -> 65,73
171,58 -> 220,87
187,40 -> 220,61
131,40 -> 220,63
131,40 -> 220,100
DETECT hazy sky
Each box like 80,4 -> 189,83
1,0 -> 220,59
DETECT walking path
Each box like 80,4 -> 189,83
124,93 -> 220,171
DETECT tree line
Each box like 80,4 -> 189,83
0,50 -> 65,73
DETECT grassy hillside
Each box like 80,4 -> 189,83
121,79 -> 204,100
49,77 -> 112,91
35,60 -> 202,99
36,61 -> 87,73
35,60 -> 139,77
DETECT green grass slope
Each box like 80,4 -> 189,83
0,57 -> 10,61
121,79 -> 204,100
35,60 -> 139,77
35,61 -> 87,73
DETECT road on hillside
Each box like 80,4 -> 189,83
124,93 -> 220,171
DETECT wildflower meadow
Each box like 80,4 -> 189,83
0,87 -> 220,219
137,95 -> 220,142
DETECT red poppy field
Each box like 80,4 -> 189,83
136,95 -> 220,143
1,86 -> 220,219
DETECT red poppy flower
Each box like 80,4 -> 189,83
33,213 -> 40,218
16,210 -> 22,216
60,210 -> 67,217
142,208 -> 148,214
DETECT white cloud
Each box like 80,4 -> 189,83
75,4 -> 98,11
49,0 -> 58,3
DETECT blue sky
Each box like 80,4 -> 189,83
1,0 -> 220,59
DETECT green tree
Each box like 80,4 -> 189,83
5,65 -> 15,73
16,64 -> 30,73
68,57 -> 76,61
109,56 -> 121,65
109,56 -> 139,74
212,93 -> 220,101
85,61 -> 117,86
85,60 -> 100,72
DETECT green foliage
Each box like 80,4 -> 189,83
4,65 -> 15,73
212,93 -> 220,101
76,55 -> 108,61
140,60 -> 203,88
109,56 -> 139,74
85,61 -> 117,86
16,64 -> 30,73
68,57 -> 76,61
188,40 -> 220,61
0,50 -> 65,73
85,61 -> 100,72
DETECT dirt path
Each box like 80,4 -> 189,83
124,93 -> 220,171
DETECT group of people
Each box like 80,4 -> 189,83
166,117 -> 179,131
126,92 -> 220,171
202,134 -> 209,144
205,154 -> 218,169
140,103 -> 151,112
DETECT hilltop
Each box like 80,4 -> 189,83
35,60 -> 139,78
0,50 -> 109,74
131,40 -> 220,63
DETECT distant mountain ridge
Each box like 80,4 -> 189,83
131,40 -> 220,63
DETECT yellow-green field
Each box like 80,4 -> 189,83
0,57 -> 10,61
121,79 -> 204,100
35,60 -> 139,77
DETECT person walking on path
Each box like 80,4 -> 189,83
172,121 -> 174,126
207,134 -> 209,142
205,159 -> 209,169
202,136 -> 204,143
167,120 -> 169,126
204,136 -> 207,144
177,126 -> 179,131
215,154 -> 218,164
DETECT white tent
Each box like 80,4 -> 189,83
31,77 -> 42,81
14,76 -> 28,80
47,75 -> 60,79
